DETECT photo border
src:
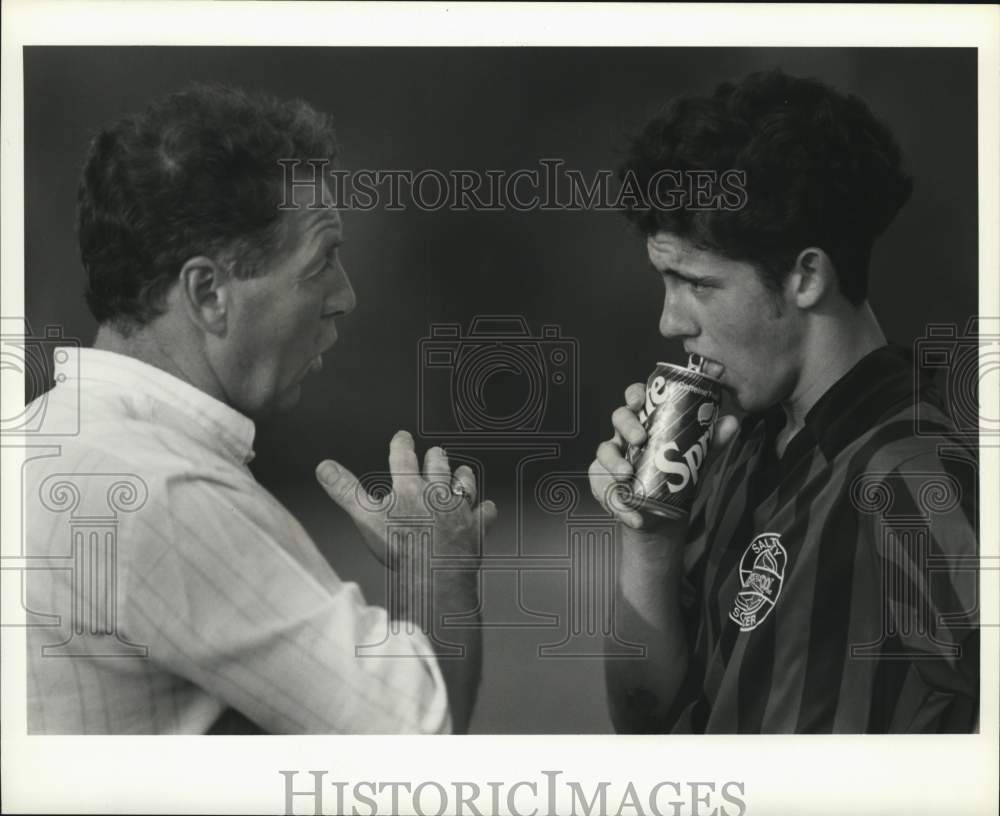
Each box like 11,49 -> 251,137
2,2 -> 997,814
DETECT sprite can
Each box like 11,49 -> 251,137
625,354 -> 722,520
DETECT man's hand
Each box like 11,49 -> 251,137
315,430 -> 498,567
314,429 -> 496,734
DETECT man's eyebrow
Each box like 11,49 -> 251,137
302,222 -> 343,267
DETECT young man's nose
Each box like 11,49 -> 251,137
658,289 -> 696,338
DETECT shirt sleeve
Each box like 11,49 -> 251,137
868,447 -> 979,731
117,468 -> 452,735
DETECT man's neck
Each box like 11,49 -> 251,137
776,301 -> 887,456
93,323 -> 227,404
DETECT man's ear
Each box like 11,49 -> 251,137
178,256 -> 230,335
787,247 -> 837,309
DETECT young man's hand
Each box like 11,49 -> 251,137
588,381 -> 739,535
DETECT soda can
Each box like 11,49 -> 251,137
625,354 -> 722,520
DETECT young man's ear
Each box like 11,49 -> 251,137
178,256 -> 230,335
787,247 -> 837,309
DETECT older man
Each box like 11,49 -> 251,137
590,69 -> 979,733
25,84 -> 494,734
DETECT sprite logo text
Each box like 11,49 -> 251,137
653,424 -> 715,493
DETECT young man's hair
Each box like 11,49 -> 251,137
620,68 -> 913,304
78,83 -> 339,333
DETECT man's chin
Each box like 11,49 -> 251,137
274,384 -> 303,413
247,385 -> 303,419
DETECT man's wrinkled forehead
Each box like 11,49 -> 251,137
259,187 -> 341,269
284,173 -> 339,213
283,178 -> 341,237
297,204 -> 342,236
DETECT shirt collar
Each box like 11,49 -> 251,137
739,344 -> 916,461
64,347 -> 256,465
803,343 -> 915,459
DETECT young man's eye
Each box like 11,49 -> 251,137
665,271 -> 709,291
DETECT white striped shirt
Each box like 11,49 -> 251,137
25,348 -> 450,734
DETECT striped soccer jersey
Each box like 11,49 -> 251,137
668,344 -> 979,733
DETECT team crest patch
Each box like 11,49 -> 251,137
728,532 -> 787,632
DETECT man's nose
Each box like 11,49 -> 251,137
326,261 -> 357,316
658,286 -> 695,339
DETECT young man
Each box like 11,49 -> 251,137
589,69 -> 979,733
25,84 -> 495,734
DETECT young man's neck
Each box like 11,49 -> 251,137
776,301 -> 886,454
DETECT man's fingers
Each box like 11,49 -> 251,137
597,439 -> 633,480
316,459 -> 368,521
624,382 -> 646,412
612,405 -> 646,446
478,499 -> 498,529
423,445 -> 450,484
389,430 -> 422,494
453,464 -> 478,505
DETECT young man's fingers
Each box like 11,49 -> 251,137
624,382 -> 646,411
590,461 -> 644,529
588,458 -> 614,510
597,439 -> 633,480
612,405 -> 647,446
713,414 -> 740,450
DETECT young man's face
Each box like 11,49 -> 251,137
221,185 -> 355,416
647,231 -> 804,413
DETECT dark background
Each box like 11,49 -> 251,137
24,47 -> 979,732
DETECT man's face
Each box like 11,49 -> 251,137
647,232 -> 803,413
221,191 -> 355,416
